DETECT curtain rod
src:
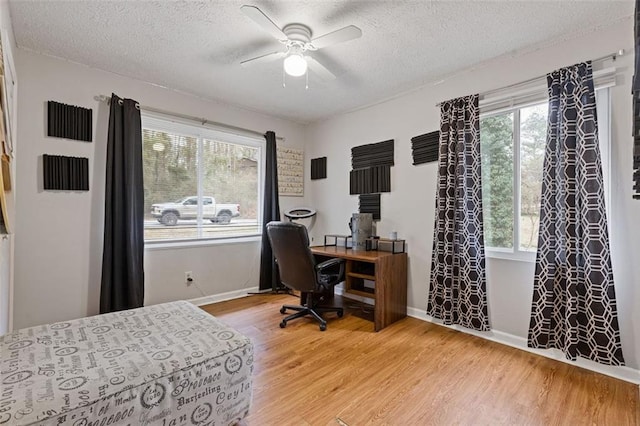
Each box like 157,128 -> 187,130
94,95 -> 285,141
434,49 -> 624,108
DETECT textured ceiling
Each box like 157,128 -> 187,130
10,0 -> 633,123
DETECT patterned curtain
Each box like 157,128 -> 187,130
528,62 -> 625,365
427,94 -> 490,331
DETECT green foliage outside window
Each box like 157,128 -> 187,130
480,104 -> 547,252
519,106 -> 547,250
480,113 -> 514,249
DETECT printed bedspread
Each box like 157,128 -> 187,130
0,300 -> 253,425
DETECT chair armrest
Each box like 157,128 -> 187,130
316,258 -> 345,290
316,257 -> 344,271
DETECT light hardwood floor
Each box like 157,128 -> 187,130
201,294 -> 639,426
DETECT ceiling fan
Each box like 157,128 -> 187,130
240,5 -> 362,81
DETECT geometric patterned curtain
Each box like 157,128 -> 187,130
528,62 -> 625,365
427,94 -> 490,331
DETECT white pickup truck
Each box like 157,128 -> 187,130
151,196 -> 240,226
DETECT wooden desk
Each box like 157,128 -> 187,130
310,246 -> 408,331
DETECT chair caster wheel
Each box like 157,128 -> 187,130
280,307 -> 286,314
279,321 -> 287,328
319,323 -> 327,331
337,309 -> 344,318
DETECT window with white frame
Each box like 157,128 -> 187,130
480,87 -> 611,261
142,114 -> 264,243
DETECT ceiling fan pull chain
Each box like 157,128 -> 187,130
282,67 -> 286,88
305,70 -> 309,90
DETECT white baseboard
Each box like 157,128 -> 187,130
406,306 -> 640,385
188,286 -> 259,307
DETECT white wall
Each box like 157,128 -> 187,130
306,21 -> 640,371
14,49 -> 307,329
0,1 -> 17,335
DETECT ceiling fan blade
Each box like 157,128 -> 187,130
240,5 -> 287,41
240,51 -> 285,67
306,56 -> 336,81
311,25 -> 362,50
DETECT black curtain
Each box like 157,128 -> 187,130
427,94 -> 490,331
259,131 -> 281,291
100,94 -> 145,313
528,63 -> 624,365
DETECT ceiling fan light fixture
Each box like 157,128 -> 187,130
284,50 -> 307,77
240,6 -> 361,82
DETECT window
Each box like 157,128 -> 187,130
480,88 -> 610,261
142,114 -> 263,244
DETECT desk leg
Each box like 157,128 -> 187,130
374,253 -> 408,331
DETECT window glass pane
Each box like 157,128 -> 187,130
480,113 -> 514,249
201,138 -> 260,238
519,104 -> 547,251
143,129 -> 199,241
142,120 -> 263,243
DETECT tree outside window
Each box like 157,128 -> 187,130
480,103 -> 547,255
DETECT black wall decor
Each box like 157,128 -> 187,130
411,131 -> 439,165
350,140 -> 394,219
47,101 -> 93,142
351,139 -> 394,169
359,194 -> 381,220
310,156 -> 327,180
43,154 -> 89,191
349,165 -> 390,195
350,168 -> 369,194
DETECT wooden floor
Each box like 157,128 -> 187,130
202,294 -> 639,426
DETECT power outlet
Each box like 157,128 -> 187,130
185,271 -> 193,286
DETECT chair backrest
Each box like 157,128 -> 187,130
266,221 -> 318,292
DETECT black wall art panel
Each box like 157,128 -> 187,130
369,165 -> 391,193
411,131 -> 439,165
351,139 -> 394,170
310,156 -> 327,180
43,154 -> 89,191
349,165 -> 390,195
350,168 -> 370,194
359,193 -> 381,220
47,101 -> 93,142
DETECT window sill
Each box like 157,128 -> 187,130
485,249 -> 536,263
145,234 -> 261,251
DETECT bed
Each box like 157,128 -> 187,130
0,300 -> 253,425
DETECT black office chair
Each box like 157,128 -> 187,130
266,221 -> 345,331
